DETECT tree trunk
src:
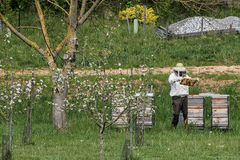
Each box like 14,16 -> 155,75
2,109 -> 13,160
50,0 -> 78,130
52,71 -> 68,130
2,134 -> 11,160
22,100 -> 33,145
2,74 -> 14,160
99,130 -> 105,160
136,99 -> 145,146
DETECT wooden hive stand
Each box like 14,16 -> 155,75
112,91 -> 155,128
187,95 -> 205,129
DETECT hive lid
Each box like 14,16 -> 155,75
199,93 -> 229,98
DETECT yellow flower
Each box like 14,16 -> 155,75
119,5 -> 158,25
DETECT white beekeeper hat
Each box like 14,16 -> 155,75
173,63 -> 186,72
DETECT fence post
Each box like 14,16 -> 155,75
0,20 -> 3,32
127,17 -> 131,34
133,19 -> 139,34
144,5 -> 147,29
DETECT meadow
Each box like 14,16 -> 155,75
1,9 -> 240,70
0,74 -> 239,160
1,6 -> 240,160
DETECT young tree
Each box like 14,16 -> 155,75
22,72 -> 46,145
69,69 -> 135,160
0,72 -> 22,160
0,0 -> 105,129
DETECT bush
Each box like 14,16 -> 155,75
119,5 -> 158,24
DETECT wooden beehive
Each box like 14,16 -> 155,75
188,95 -> 205,129
112,91 -> 155,128
211,95 -> 230,129
112,94 -> 128,127
136,92 -> 155,128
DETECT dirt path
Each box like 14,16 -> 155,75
0,65 -> 240,77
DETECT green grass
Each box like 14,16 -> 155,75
7,121 -> 240,160
1,11 -> 240,69
1,7 -> 240,159
1,76 -> 240,160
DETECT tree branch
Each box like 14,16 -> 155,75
78,0 -> 104,26
35,0 -> 53,56
65,0 -> 70,6
53,35 -> 69,57
105,106 -> 129,129
0,13 -> 45,56
79,0 -> 88,19
17,26 -> 41,30
47,0 -> 69,16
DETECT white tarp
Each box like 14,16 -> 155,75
168,16 -> 240,35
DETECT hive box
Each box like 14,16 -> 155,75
188,95 -> 205,129
211,95 -> 230,129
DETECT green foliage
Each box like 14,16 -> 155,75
119,4 -> 158,24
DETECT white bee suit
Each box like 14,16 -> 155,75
168,72 -> 189,97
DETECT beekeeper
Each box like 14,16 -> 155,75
168,63 -> 189,128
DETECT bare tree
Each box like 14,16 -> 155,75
0,0 -> 104,129
176,0 -> 221,13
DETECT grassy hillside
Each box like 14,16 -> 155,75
1,10 -> 240,69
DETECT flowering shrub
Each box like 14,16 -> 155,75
0,79 -> 22,117
0,76 -> 46,117
23,77 -> 46,100
119,5 -> 158,24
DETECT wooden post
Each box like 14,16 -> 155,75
133,19 -> 139,34
18,7 -> 21,32
0,20 -> 3,32
129,105 -> 133,158
144,5 -> 147,29
127,17 -> 131,34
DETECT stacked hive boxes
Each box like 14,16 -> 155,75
112,92 -> 154,128
187,95 -> 205,129
136,93 -> 154,128
211,95 -> 230,129
112,94 -> 128,127
188,94 -> 230,130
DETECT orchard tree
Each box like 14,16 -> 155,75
22,73 -> 46,145
70,70 -> 135,160
0,72 -> 22,160
0,0 -> 105,129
